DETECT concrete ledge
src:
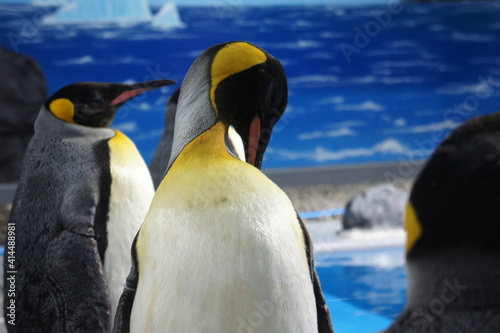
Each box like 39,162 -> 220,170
0,184 -> 16,205
263,161 -> 426,188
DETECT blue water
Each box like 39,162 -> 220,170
1,2 -> 500,170
316,246 -> 407,332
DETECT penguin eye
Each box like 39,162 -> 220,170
87,98 -> 103,108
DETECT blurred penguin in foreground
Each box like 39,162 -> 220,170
384,112 -> 500,333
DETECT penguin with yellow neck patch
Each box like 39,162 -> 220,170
112,41 -> 334,333
3,79 -> 174,332
384,113 -> 500,333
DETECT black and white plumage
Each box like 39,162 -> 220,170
113,41 -> 334,333
384,112 -> 500,333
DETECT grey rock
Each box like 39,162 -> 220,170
0,47 -> 46,183
342,183 -> 408,230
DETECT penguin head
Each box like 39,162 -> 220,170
406,112 -> 500,259
45,79 -> 175,128
210,42 -> 287,168
171,41 -> 287,169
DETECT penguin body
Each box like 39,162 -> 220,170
113,42 -> 333,333
384,113 -> 500,333
3,80 -> 174,332
135,123 -> 316,332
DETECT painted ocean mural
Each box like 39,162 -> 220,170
1,1 -> 500,170
1,2 -> 499,332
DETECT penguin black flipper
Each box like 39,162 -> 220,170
45,183 -> 111,332
298,214 -> 335,333
112,234 -> 140,333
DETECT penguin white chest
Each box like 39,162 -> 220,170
106,131 -> 155,321
130,164 -> 318,333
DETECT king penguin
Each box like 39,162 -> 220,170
112,41 -> 334,333
384,112 -> 500,333
3,79 -> 175,333
149,87 -> 245,188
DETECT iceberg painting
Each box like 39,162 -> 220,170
44,0 -> 152,24
152,2 -> 183,29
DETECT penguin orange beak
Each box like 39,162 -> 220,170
111,79 -> 176,107
247,116 -> 262,167
238,104 -> 284,170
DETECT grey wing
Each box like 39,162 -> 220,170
45,184 -> 111,333
112,232 -> 140,333
297,214 -> 335,333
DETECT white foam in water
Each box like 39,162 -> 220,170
152,2 -> 184,29
307,220 -> 406,254
44,0 -> 152,24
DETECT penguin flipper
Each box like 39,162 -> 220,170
298,214 -> 335,333
46,231 -> 111,332
112,233 -> 140,333
45,184 -> 111,332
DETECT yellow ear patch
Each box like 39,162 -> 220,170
210,42 -> 267,113
405,202 -> 422,253
49,98 -> 76,124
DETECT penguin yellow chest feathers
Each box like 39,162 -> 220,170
131,122 -> 317,333
105,130 -> 155,322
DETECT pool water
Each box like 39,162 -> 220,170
316,246 -> 407,333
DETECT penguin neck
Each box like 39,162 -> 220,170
156,121 -> 243,201
406,245 -> 500,310
108,130 -> 139,158
35,107 -> 115,140
165,121 -> 231,175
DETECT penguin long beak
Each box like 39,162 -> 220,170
247,116 -> 262,167
111,79 -> 176,107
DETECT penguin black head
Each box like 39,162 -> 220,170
172,41 -> 287,169
45,79 -> 176,127
406,112 -> 500,259
211,42 -> 287,168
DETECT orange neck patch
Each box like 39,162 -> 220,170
405,202 -> 423,254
